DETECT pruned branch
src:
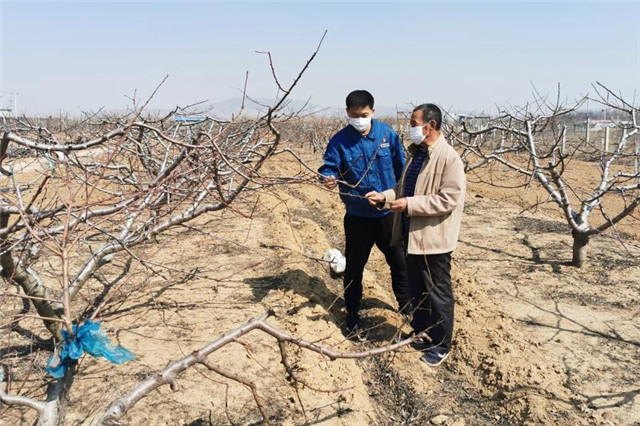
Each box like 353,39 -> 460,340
99,311 -> 427,425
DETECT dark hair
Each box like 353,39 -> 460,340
346,90 -> 374,110
413,103 -> 442,130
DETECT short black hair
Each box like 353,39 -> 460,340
413,103 -> 442,130
346,90 -> 374,110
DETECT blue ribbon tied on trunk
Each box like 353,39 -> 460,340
46,320 -> 135,378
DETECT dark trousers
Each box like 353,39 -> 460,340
343,214 -> 410,315
406,252 -> 454,351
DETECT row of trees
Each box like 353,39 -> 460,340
0,35 -> 357,425
0,34 -> 637,423
449,83 -> 639,267
0,32 -> 432,426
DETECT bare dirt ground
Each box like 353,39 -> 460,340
1,145 -> 639,425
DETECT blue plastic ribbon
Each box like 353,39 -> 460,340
46,320 -> 135,378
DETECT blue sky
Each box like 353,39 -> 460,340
0,1 -> 638,115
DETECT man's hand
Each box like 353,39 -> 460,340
322,176 -> 337,190
390,198 -> 408,212
365,191 -> 385,206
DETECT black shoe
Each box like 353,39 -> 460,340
345,311 -> 360,332
420,347 -> 450,367
345,312 -> 365,340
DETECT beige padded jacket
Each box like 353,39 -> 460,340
381,134 -> 466,255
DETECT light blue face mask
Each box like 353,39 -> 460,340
347,115 -> 372,133
409,124 -> 426,145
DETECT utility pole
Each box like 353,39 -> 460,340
3,90 -> 19,117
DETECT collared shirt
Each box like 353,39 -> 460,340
402,146 -> 429,234
403,147 -> 429,197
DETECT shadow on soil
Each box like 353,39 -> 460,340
501,280 -> 640,349
513,216 -> 569,234
459,237 -> 569,273
244,269 -> 402,342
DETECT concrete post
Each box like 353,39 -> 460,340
635,137 -> 639,187
586,118 -> 590,145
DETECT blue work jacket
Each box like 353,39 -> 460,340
319,120 -> 405,218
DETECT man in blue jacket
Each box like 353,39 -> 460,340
319,90 -> 409,336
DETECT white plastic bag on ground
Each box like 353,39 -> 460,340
323,248 -> 346,276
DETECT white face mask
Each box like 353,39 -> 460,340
409,124 -> 426,145
347,115 -> 372,133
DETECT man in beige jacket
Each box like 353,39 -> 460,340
366,103 -> 465,366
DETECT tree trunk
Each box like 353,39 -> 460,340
571,231 -> 590,268
1,258 -> 65,340
0,212 -> 64,340
38,363 -> 76,426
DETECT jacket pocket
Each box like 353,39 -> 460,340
375,148 -> 395,187
376,146 -> 391,158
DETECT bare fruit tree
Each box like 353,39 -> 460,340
0,33 -> 433,426
456,83 -> 639,267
